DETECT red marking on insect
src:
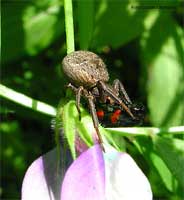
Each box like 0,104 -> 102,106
96,109 -> 104,120
110,109 -> 122,124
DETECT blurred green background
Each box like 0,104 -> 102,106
1,0 -> 184,199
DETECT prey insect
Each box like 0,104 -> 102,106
96,102 -> 145,128
62,51 -> 143,151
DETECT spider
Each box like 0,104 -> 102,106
62,50 -> 138,151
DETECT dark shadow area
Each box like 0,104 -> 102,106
1,1 -> 26,64
1,2 -> 27,199
0,99 -> 54,199
42,142 -> 72,200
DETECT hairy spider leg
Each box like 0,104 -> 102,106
98,81 -> 135,119
113,79 -> 132,104
87,93 -> 105,151
67,83 -> 105,151
76,86 -> 84,120
67,83 -> 82,120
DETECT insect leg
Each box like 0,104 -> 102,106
113,79 -> 132,104
98,81 -> 135,119
86,93 -> 105,151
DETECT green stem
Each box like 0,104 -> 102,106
0,84 -> 56,116
64,0 -> 75,54
106,126 -> 184,136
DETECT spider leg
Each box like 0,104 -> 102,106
67,83 -> 104,151
67,83 -> 83,120
86,93 -> 105,151
98,81 -> 135,119
97,85 -> 107,103
76,86 -> 84,120
113,79 -> 132,104
67,83 -> 78,92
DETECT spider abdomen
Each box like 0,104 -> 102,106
62,51 -> 109,88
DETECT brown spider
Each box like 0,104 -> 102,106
62,51 -> 135,151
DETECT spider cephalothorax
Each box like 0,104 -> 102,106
62,50 -> 138,150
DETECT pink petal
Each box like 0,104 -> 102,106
21,148 -> 72,200
61,144 -> 105,200
22,144 -> 152,200
104,145 -> 153,200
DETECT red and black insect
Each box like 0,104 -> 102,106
62,51 -> 145,150
96,102 -> 145,128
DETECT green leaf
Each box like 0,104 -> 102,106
91,1 -> 157,49
134,137 -> 178,194
62,101 -> 78,159
62,101 -> 97,158
2,0 -> 64,63
141,14 -> 184,126
24,3 -> 64,55
149,151 -> 178,193
61,101 -> 111,157
153,136 -> 184,190
76,113 -> 95,147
